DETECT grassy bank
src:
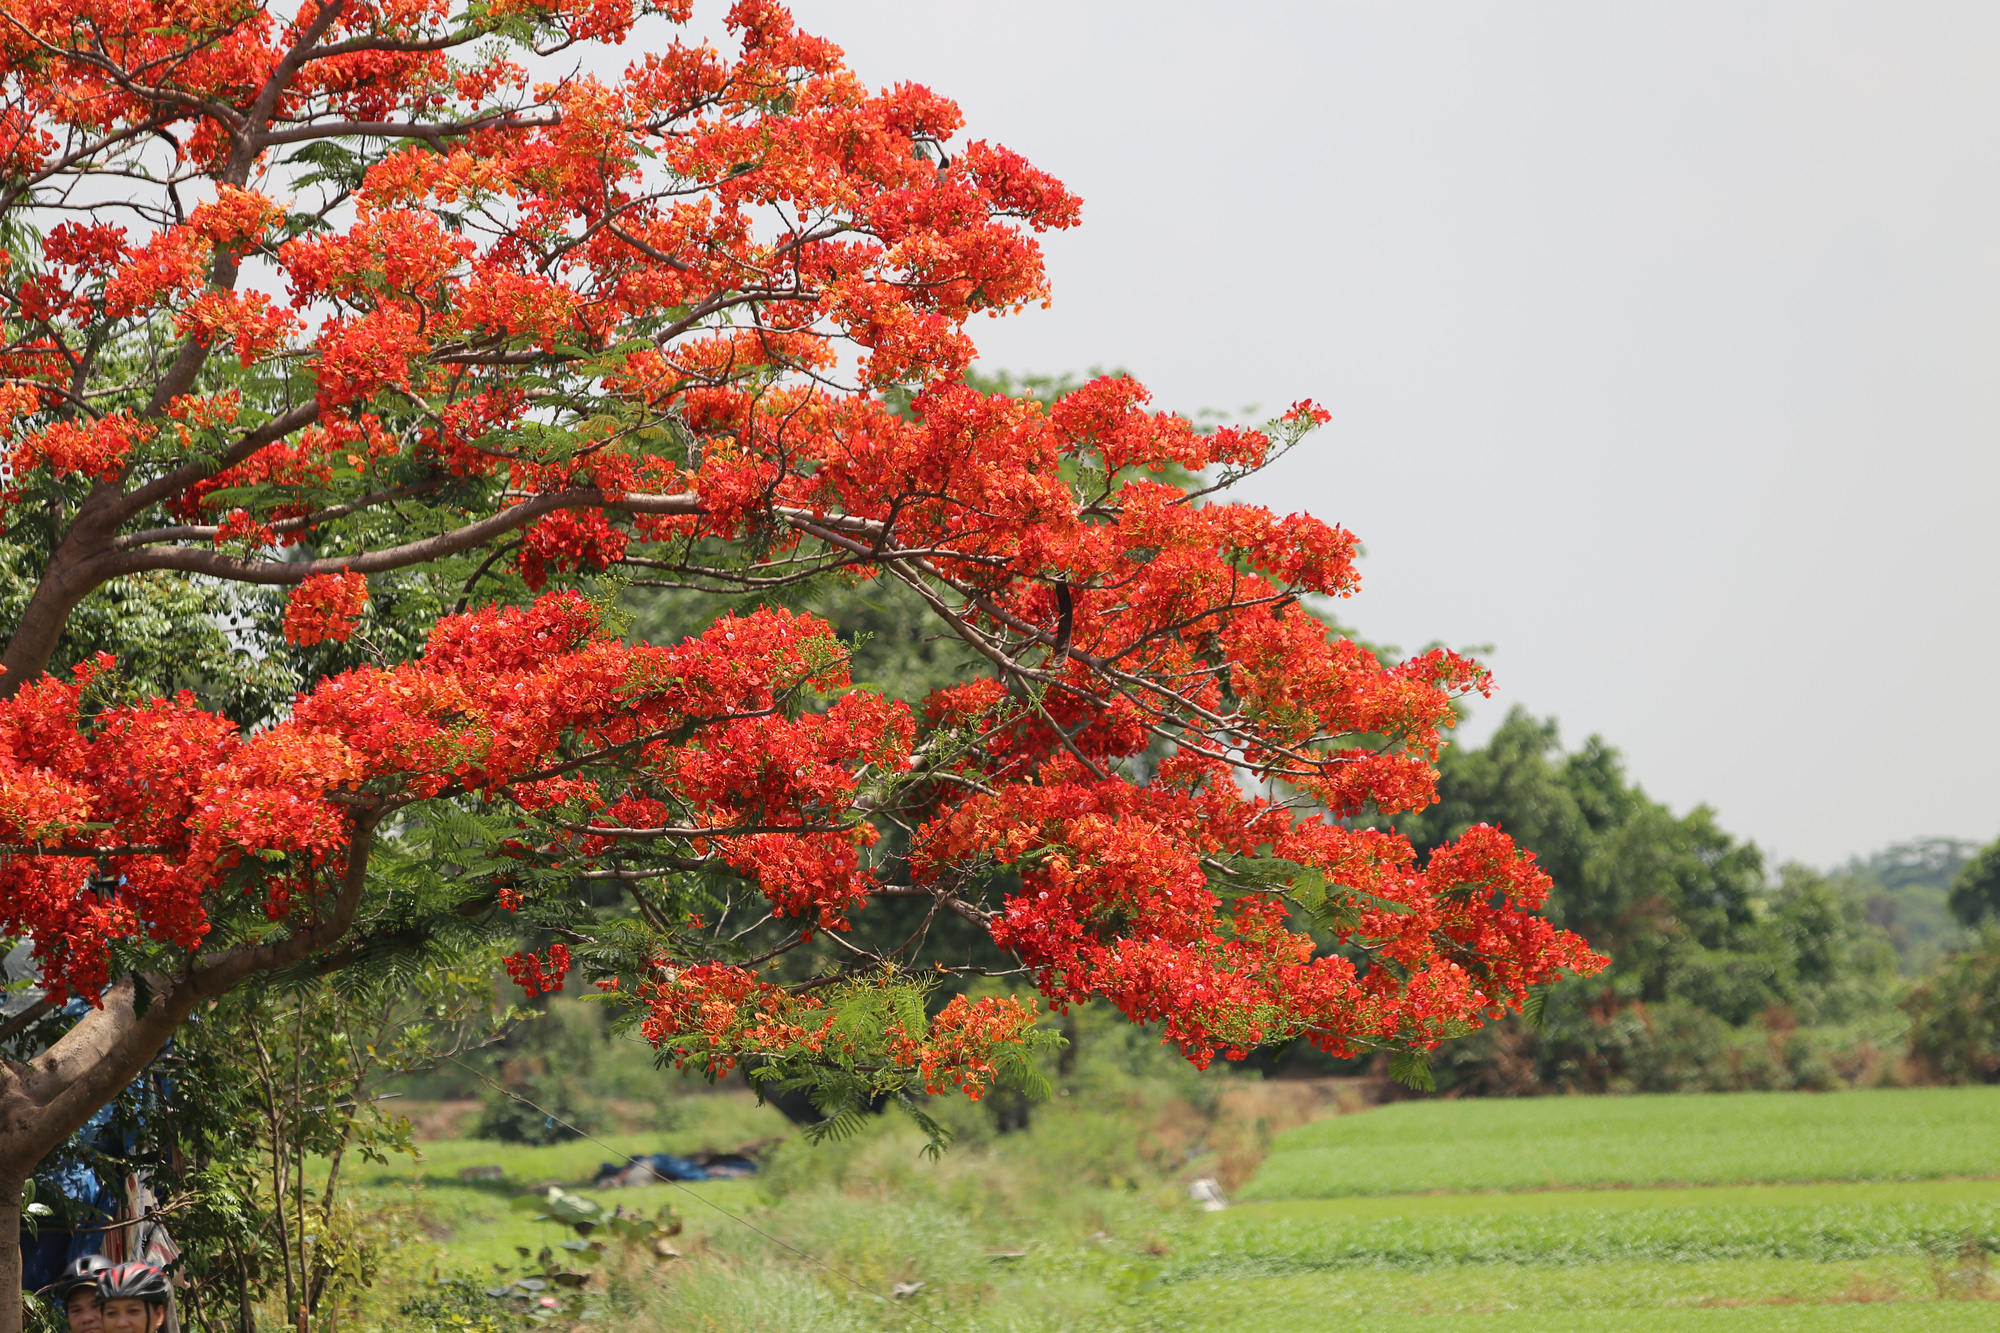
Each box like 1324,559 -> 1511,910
330,1083 -> 1998,1331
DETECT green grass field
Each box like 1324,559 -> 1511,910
1245,1087 -> 2000,1198
341,1098 -> 791,1273
1147,1286 -> 2000,1333
1183,1190 -> 2000,1273
354,1085 -> 2000,1331
1153,1086 -> 2000,1329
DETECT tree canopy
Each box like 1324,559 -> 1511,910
0,1 -> 1605,1315
1949,839 -> 2000,931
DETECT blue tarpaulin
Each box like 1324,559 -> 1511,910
591,1152 -> 759,1186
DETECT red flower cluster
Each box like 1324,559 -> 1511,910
283,572 -> 370,645
505,943 -> 573,997
634,964 -> 1040,1100
886,993 -> 1042,1100
7,415 -> 152,482
912,751 -> 1603,1068
0,594 -> 911,1002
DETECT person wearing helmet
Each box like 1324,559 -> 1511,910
46,1256 -> 113,1333
94,1263 -> 169,1333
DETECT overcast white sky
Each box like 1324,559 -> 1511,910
756,3 -> 2000,868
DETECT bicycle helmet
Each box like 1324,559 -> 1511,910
97,1262 -> 170,1306
48,1254 -> 113,1304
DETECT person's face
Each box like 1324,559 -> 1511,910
63,1290 -> 101,1333
96,1298 -> 159,1333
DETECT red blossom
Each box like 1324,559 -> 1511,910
506,943 -> 572,996
283,571 -> 370,644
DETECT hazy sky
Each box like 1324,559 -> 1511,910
761,1 -> 2000,869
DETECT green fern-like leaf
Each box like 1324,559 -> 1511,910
1388,1049 -> 1436,1092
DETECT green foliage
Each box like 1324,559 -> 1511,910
470,1006 -> 608,1145
480,1240 -> 602,1327
397,1273 -> 503,1333
510,1185 -> 681,1249
1949,839 -> 2000,930
1375,708 -> 1899,1094
1903,931 -> 2000,1083
72,946 -> 516,1331
1834,837 -> 1978,972
1385,1050 -> 1434,1093
481,1192 -> 680,1330
0,541 -> 295,726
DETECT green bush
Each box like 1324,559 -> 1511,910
470,999 -> 610,1144
1905,932 -> 2000,1083
397,1274 -> 502,1332
472,1067 -> 600,1145
1431,989 -> 1889,1097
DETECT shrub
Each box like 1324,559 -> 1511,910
473,1066 -> 599,1145
1905,933 -> 2000,1083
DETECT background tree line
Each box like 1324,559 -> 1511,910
1314,709 -> 2000,1095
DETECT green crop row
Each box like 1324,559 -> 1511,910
1248,1086 -> 2000,1198
1149,1286 -> 2000,1333
1171,1203 -> 2000,1276
1144,1257 -> 1990,1329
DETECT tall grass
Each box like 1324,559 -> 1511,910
358,1054 -> 2000,1331
360,1016 -> 1231,1333
628,1258 -> 873,1333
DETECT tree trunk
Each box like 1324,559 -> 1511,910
0,824 -> 376,1333
0,981 -> 201,1333
0,514 -> 122,699
238,1253 -> 258,1333
0,1167 -> 23,1333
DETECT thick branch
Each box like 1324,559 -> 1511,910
0,816 -> 375,1176
0,1003 -> 53,1050
255,113 -> 556,148
116,401 -> 322,523
105,487 -> 700,584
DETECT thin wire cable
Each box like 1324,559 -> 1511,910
443,1054 -> 954,1333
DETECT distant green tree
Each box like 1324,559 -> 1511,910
1377,708 -> 1896,1094
1903,931 -> 2000,1083
0,543 -> 295,728
1948,839 -> 2000,931
1832,838 -> 1977,972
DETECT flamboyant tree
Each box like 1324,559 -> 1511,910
0,0 -> 1604,1315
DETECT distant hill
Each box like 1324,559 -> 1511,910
1832,837 -> 1979,973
